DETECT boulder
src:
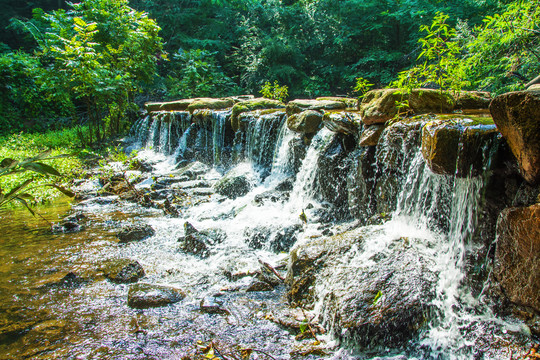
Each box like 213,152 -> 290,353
360,88 -> 455,125
287,110 -> 323,134
102,259 -> 145,284
316,97 -> 358,108
421,117 -> 500,177
287,229 -> 436,349
127,283 -> 185,309
231,98 -> 285,131
116,224 -> 155,243
490,88 -> 540,184
323,112 -> 362,136
172,161 -> 211,180
145,99 -> 193,112
186,97 -> 235,112
286,99 -> 346,116
213,165 -> 254,199
455,91 -> 492,109
359,124 -> 385,146
495,204 -> 540,312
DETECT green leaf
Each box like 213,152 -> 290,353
13,197 -> 35,216
373,290 -> 383,305
22,162 -> 62,177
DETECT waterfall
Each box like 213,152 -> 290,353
289,127 -> 335,209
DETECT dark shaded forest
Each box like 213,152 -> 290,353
0,0 -> 538,137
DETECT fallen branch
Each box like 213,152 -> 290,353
258,259 -> 285,282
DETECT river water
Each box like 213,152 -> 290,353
0,109 -> 534,359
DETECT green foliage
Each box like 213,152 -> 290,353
18,0 -> 164,142
260,80 -> 288,102
354,77 -> 374,99
459,0 -> 540,94
166,49 -> 238,99
0,51 -> 74,135
0,128 -> 85,205
392,12 -> 468,95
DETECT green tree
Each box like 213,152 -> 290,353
23,0 -> 163,143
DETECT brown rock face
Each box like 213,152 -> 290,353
421,118 -> 499,177
495,204 -> 540,312
286,99 -> 346,116
322,112 -> 361,136
360,88 -> 455,125
490,89 -> 540,184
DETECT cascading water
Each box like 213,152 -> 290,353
3,106 -> 532,360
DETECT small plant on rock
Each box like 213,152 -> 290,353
260,80 -> 289,102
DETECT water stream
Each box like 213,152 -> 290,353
0,110 -> 533,359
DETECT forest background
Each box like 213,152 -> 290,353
0,0 -> 538,206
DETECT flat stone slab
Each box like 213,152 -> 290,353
128,283 -> 186,309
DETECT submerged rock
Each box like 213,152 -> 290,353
127,283 -> 185,309
103,259 -> 145,284
178,222 -> 226,258
213,165 -> 254,199
495,203 -> 540,312
490,88 -> 540,184
116,224 -> 155,243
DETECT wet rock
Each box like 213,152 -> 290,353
213,165 -> 254,199
231,98 -> 285,131
51,221 -> 84,234
421,118 -> 500,177
495,204 -> 540,312
359,124 -> 385,146
127,283 -> 186,309
316,133 -> 354,216
35,271 -> 88,289
199,296 -> 230,315
116,224 -> 155,243
253,190 -> 289,205
270,224 -> 303,253
323,111 -> 362,136
102,259 -> 145,284
490,88 -> 540,184
287,229 -> 436,349
286,99 -> 346,116
178,222 -> 226,257
374,119 -> 425,214
287,110 -> 323,134
244,226 -> 272,249
246,281 -> 274,292
173,161 -> 211,181
360,88 -> 454,125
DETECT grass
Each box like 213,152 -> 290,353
0,126 -> 89,205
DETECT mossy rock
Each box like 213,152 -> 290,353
102,259 -> 145,284
316,97 -> 358,108
287,110 -> 323,134
186,97 -> 235,112
286,99 -> 346,116
455,91 -> 492,109
360,88 -> 455,125
231,98 -> 285,132
213,165 -> 255,199
145,99 -> 194,112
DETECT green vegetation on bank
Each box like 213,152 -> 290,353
0,128 -> 86,205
